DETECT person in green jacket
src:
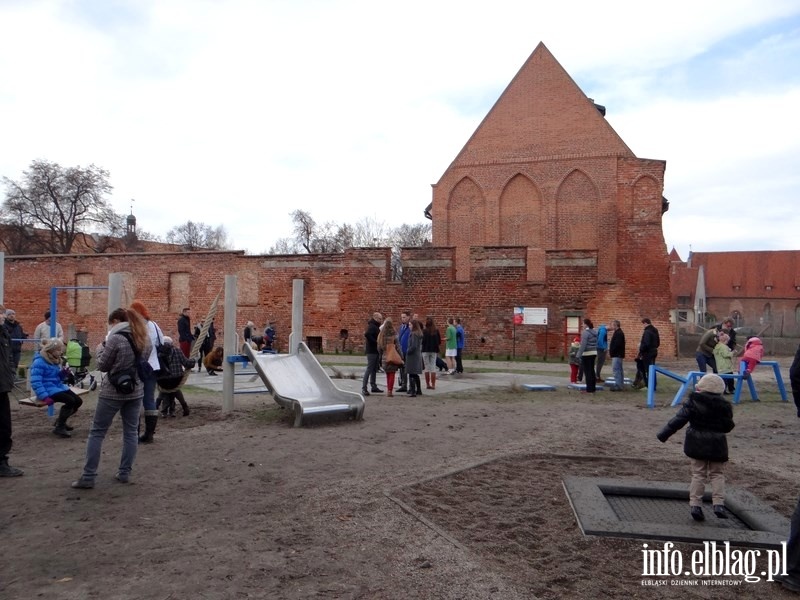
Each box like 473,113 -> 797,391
444,318 -> 457,375
713,331 -> 736,394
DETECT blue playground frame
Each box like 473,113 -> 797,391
643,360 -> 787,409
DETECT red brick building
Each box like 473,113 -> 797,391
3,43 -> 675,359
670,249 -> 800,337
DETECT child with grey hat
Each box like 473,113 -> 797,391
657,373 -> 735,521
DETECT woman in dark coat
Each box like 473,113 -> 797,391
657,373 -> 735,521
404,319 -> 424,397
575,318 -> 598,393
421,317 -> 441,390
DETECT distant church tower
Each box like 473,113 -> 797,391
126,211 -> 137,239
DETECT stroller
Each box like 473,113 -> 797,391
64,339 -> 97,391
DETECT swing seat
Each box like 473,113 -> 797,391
17,386 -> 91,408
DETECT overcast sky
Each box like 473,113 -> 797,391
1,0 -> 798,258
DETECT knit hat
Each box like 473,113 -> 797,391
696,373 -> 725,395
40,337 -> 65,364
162,336 -> 173,345
5,309 -> 15,318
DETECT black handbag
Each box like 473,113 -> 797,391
109,366 -> 137,394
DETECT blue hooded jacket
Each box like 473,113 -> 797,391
597,324 -> 608,351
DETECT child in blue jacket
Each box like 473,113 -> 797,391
30,338 -> 83,437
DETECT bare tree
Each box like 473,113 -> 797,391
166,221 -> 231,251
266,237 -> 300,254
290,209 -> 316,252
0,203 -> 39,254
352,217 -> 389,247
388,222 -> 432,279
1,160 -> 115,254
390,223 -> 432,248
269,211 -> 429,271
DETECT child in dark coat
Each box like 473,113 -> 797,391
657,373 -> 735,521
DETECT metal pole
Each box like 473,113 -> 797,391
544,324 -> 548,361
108,273 -> 123,315
289,279 -> 304,355
49,287 -> 57,338
512,321 -> 516,360
0,252 -> 4,304
222,275 -> 237,414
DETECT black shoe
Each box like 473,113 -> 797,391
690,506 -> 704,521
64,423 -> 75,431
777,575 -> 800,593
0,460 -> 23,477
396,387 -> 408,393
53,426 -> 71,438
713,505 -> 728,519
409,393 -> 416,397
370,387 -> 383,393
361,389 -> 370,396
207,371 -> 217,376
183,410 -> 190,417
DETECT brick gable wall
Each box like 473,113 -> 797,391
2,43 -> 676,360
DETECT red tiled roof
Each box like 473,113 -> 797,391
689,251 -> 800,299
670,261 -> 698,303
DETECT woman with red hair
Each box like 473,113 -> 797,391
129,300 -> 164,444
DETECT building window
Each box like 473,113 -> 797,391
677,295 -> 690,306
763,303 -> 772,323
306,336 -> 323,353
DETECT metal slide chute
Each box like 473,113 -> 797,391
242,342 -> 365,427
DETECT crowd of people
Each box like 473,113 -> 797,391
0,301 -> 222,484
692,317 -> 765,394
5,304 -> 800,590
360,311 -> 466,397
571,317 -> 657,393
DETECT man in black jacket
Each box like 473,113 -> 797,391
638,318 -> 660,390
0,305 -> 24,477
609,320 -> 626,391
361,312 -> 383,396
2,309 -> 26,374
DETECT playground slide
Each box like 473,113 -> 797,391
242,342 -> 365,427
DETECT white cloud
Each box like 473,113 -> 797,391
1,0 -> 798,256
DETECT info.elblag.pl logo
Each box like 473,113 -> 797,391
641,541 -> 787,585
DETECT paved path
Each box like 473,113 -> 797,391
185,354 -> 794,399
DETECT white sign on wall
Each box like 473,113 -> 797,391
513,307 -> 548,325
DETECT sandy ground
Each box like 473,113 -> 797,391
2,356 -> 800,599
